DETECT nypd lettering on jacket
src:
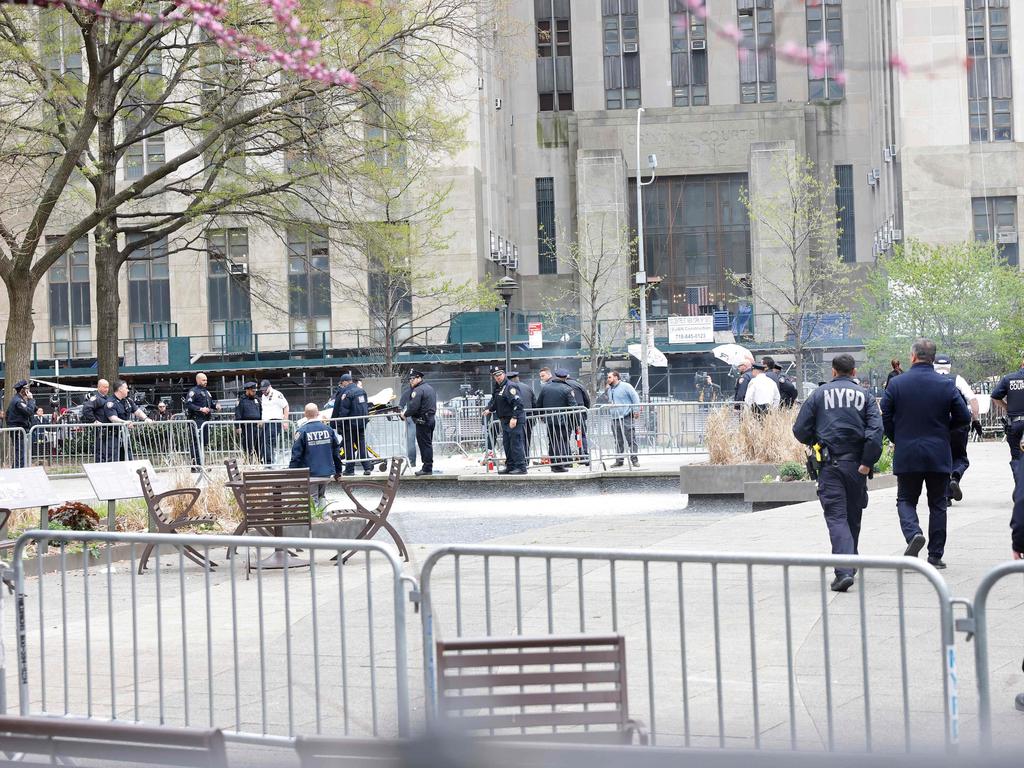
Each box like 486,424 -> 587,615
792,377 -> 884,467
822,387 -> 866,411
304,428 -> 335,446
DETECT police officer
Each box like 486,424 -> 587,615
507,371 -> 535,460
990,353 -> 1024,469
185,372 -> 219,468
733,356 -> 754,410
402,369 -> 436,476
99,380 -> 152,462
763,358 -> 798,408
933,354 -> 979,502
483,366 -> 527,475
233,381 -> 264,461
81,379 -> 110,424
5,380 -> 35,468
333,374 -> 373,476
564,373 -> 592,467
290,403 -> 345,500
793,354 -> 883,593
536,368 -> 576,472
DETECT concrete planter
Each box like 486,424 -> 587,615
282,519 -> 366,540
679,464 -> 778,496
743,474 -> 898,507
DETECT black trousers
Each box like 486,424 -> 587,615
896,472 -> 949,558
546,419 -> 572,468
501,420 -> 527,471
189,420 -> 209,466
950,425 -> 970,481
239,421 -> 264,461
342,421 -> 373,473
817,460 -> 867,578
1007,420 -> 1024,462
415,418 -> 434,471
10,429 -> 26,468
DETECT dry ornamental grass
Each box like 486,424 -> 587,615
705,406 -> 807,466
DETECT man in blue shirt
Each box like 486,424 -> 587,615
290,404 -> 345,498
605,370 -> 641,467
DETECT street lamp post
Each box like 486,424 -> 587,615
635,107 -> 657,401
497,276 -> 518,374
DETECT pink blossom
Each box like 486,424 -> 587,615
833,70 -> 847,86
889,53 -> 910,76
686,0 -> 707,20
719,22 -> 742,44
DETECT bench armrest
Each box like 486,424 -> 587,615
625,718 -> 648,745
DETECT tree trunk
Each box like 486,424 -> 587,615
95,247 -> 122,382
3,270 -> 37,387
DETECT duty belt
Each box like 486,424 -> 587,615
1012,416 -> 1024,423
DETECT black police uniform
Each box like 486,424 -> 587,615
5,390 -> 35,468
233,391 -> 264,461
81,390 -> 106,424
404,377 -> 437,473
536,378 -> 576,471
565,378 -> 591,463
509,375 -> 535,455
493,380 -> 527,473
793,375 -> 883,584
991,366 -> 1024,463
337,383 -> 373,475
733,370 -> 752,410
185,383 -> 219,466
768,370 -> 798,408
94,395 -> 143,462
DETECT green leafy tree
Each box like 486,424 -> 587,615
858,240 -> 1024,382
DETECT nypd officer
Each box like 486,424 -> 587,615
81,379 -> 110,424
507,371 -> 535,458
5,380 -> 35,468
484,366 -> 527,475
185,372 -> 219,468
536,368 -> 576,472
98,380 -> 152,462
402,369 -> 436,476
332,373 -> 373,476
233,381 -> 264,461
290,403 -> 345,500
991,353 -> 1024,467
793,354 -> 883,593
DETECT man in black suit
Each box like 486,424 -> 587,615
880,338 -> 972,569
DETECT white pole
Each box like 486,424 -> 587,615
635,107 -> 650,401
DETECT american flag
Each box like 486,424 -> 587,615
682,285 -> 709,316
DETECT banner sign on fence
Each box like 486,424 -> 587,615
668,315 -> 714,344
528,322 -> 543,349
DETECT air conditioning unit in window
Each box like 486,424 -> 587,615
867,171 -> 876,187
997,228 -> 1018,244
228,262 -> 248,276
622,42 -> 639,54
494,97 -> 502,110
892,229 -> 903,242
690,39 -> 706,51
871,168 -> 881,182
883,146 -> 892,163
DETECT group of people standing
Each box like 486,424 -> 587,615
733,356 -> 799,413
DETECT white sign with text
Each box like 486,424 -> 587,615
668,315 -> 714,344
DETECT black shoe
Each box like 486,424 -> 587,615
904,534 -> 926,558
630,458 -> 639,466
948,478 -> 963,502
363,469 -> 372,476
927,556 -> 947,569
497,468 -> 512,475
507,469 -> 527,475
1015,693 -> 1024,712
414,469 -> 433,476
551,467 -> 568,473
611,461 -> 624,467
830,574 -> 855,593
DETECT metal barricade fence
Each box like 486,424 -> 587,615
27,422 -> 201,476
0,427 -> 28,469
327,414 -> 407,472
201,420 -> 278,469
419,545 -> 958,753
591,402 -> 716,467
4,530 -> 414,742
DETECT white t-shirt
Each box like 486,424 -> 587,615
744,373 -> 781,408
261,388 -> 289,421
953,374 -> 976,404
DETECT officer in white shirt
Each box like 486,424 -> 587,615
260,379 -> 290,465
744,362 -> 780,415
933,354 -> 978,502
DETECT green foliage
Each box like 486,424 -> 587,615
858,240 -> 1024,381
48,501 -> 100,531
777,460 -> 808,481
873,438 -> 894,475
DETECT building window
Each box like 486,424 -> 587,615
738,0 -> 776,103
123,51 -> 165,179
126,235 -> 171,339
973,196 -> 1019,267
834,165 -> 856,262
536,0 -> 574,111
670,0 -> 708,106
287,228 -> 332,349
536,178 -> 557,274
603,0 -> 640,110
629,175 -> 750,316
967,0 -> 1013,142
47,236 -> 91,356
207,228 -> 252,351
39,9 -> 82,79
806,0 -> 844,101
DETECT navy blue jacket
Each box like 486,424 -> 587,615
290,420 -> 344,478
234,394 -> 262,421
880,362 -> 972,474
331,384 -> 369,421
793,376 -> 883,466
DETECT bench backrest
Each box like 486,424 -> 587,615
372,457 -> 403,516
0,715 -> 227,767
136,466 -> 172,525
435,634 -> 631,739
240,467 -> 312,529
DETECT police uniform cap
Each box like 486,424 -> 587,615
772,363 -> 783,371
934,354 -> 952,366
243,381 -> 258,389
408,369 -> 425,379
259,379 -> 272,390
339,373 -> 352,383
507,370 -> 520,378
490,366 -> 505,376
751,363 -> 766,371
13,379 -> 29,390
554,368 -> 570,378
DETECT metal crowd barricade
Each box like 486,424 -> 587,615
418,545 -> 958,753
478,407 -> 591,471
327,413 -> 407,472
0,427 -> 28,469
26,422 -> 201,476
201,419 -> 278,469
590,401 -> 715,468
6,530 -> 414,742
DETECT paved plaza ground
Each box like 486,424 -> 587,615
3,441 -> 1023,759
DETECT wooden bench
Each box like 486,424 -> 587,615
435,634 -> 647,744
323,456 -> 407,563
0,715 -> 227,767
137,467 -> 218,574
226,467 -> 313,573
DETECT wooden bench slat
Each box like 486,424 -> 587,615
441,689 -> 623,710
440,649 -> 620,668
439,669 -> 622,690
452,710 -> 625,730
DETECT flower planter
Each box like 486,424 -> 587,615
679,463 -> 778,496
